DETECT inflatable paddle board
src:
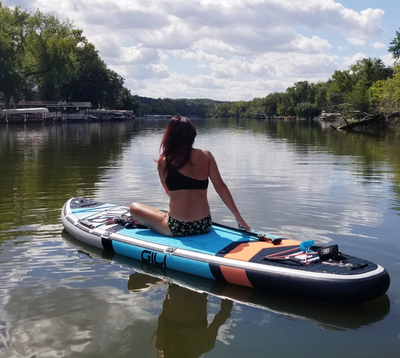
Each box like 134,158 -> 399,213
61,197 -> 390,304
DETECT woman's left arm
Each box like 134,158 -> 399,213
206,151 -> 250,230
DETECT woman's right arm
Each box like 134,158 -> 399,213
206,151 -> 250,231
157,159 -> 170,197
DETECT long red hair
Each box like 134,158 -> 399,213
157,116 -> 197,173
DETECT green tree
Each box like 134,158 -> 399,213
117,87 -> 139,111
341,58 -> 392,115
22,10 -> 78,100
388,28 -> 400,60
372,64 -> 400,113
209,102 -> 230,117
0,3 -> 29,105
294,102 -> 320,119
263,92 -> 281,118
369,79 -> 385,110
350,58 -> 390,88
284,81 -> 318,116
277,93 -> 291,116
314,82 -> 329,109
342,80 -> 371,115
60,36 -> 112,106
329,69 -> 353,93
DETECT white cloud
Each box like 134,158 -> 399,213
295,35 -> 332,52
120,46 -> 167,65
346,37 -> 367,46
371,42 -> 386,50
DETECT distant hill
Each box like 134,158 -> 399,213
133,96 -> 227,117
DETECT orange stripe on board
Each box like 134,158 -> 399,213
220,266 -> 253,288
224,239 -> 300,262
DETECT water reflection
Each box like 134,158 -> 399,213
0,121 -> 148,235
1,284 -> 158,357
130,263 -> 390,332
152,283 -> 232,358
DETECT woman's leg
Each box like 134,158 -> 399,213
129,202 -> 173,236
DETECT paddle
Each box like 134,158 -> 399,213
212,222 -> 282,245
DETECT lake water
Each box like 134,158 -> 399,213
0,118 -> 399,357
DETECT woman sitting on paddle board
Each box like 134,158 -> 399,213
129,116 -> 250,237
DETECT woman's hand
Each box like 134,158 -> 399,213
236,216 -> 250,231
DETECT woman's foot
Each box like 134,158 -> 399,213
105,214 -> 144,228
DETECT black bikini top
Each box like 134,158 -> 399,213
165,170 -> 209,191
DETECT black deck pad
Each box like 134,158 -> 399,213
250,247 -> 378,275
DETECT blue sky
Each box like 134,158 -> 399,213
3,0 -> 399,101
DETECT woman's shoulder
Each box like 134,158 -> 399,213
192,149 -> 214,165
193,149 -> 217,174
193,148 -> 213,158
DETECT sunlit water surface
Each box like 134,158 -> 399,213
0,118 -> 399,357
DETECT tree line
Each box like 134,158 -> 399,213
134,96 -> 225,117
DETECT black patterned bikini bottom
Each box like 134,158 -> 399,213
167,213 -> 212,237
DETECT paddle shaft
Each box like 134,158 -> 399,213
212,222 -> 282,245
